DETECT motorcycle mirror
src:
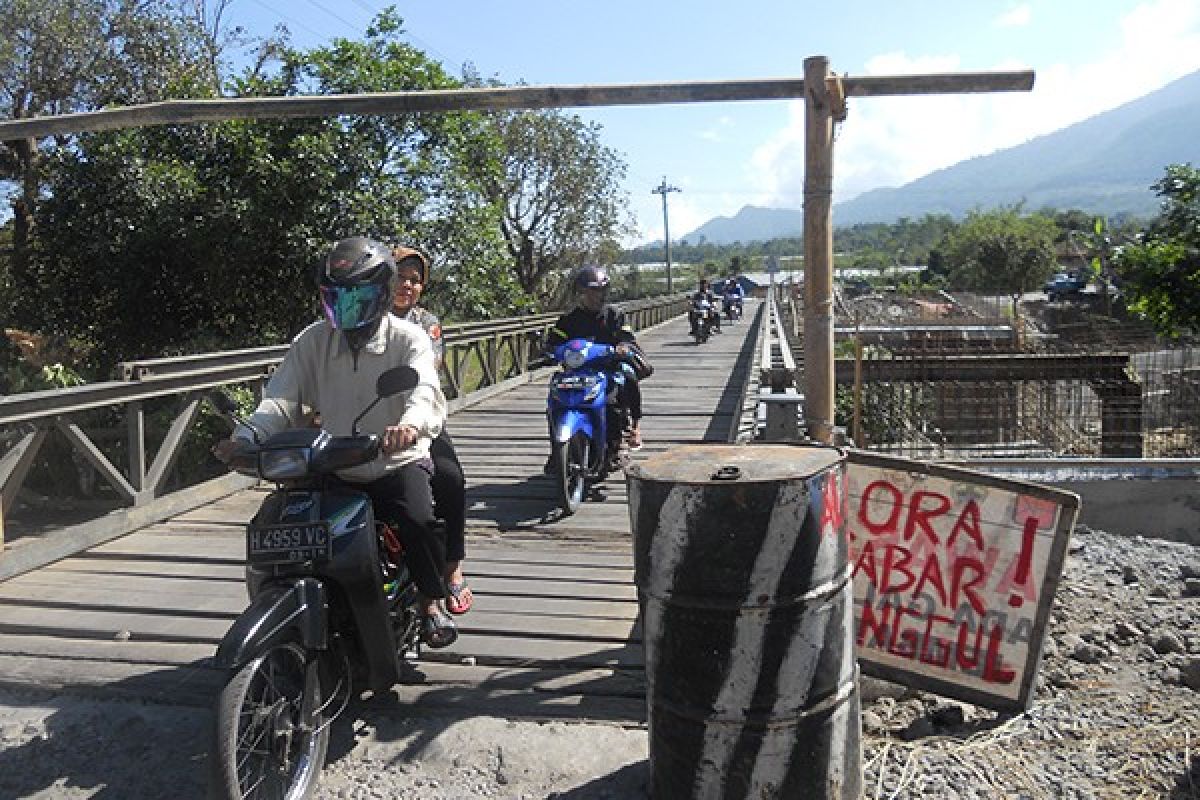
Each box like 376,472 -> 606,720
208,389 -> 240,416
208,389 -> 265,444
376,365 -> 419,398
351,366 -> 421,435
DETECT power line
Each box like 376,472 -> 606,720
245,0 -> 330,41
299,0 -> 367,35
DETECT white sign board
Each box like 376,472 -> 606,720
844,452 -> 1079,711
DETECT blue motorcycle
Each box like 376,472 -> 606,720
546,338 -> 628,514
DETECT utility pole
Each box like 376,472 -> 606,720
652,177 -> 681,294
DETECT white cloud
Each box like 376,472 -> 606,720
697,115 -> 735,142
749,0 -> 1200,208
995,4 -> 1032,28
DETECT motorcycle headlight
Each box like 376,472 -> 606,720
259,448 -> 311,481
563,348 -> 587,369
584,382 -> 603,402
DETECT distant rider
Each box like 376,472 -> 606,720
722,278 -> 745,320
689,278 -> 721,335
544,265 -> 645,458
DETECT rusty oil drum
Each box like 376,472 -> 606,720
626,444 -> 861,800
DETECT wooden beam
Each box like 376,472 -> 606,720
0,70 -> 1034,140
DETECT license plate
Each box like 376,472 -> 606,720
246,522 -> 331,565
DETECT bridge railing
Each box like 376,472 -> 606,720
753,284 -> 806,442
0,294 -> 689,565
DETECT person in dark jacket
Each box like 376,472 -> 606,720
544,265 -> 644,453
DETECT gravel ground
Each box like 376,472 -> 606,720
0,525 -> 1196,799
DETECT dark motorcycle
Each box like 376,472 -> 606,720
690,298 -> 718,344
208,366 -> 425,800
546,338 -> 629,515
723,294 -> 743,322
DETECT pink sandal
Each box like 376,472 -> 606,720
446,581 -> 474,615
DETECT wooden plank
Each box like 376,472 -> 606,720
0,606 -> 232,641
0,653 -> 223,706
0,632 -> 214,665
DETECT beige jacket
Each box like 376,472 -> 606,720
237,314 -> 446,482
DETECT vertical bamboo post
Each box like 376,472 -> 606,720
853,332 -> 863,446
803,56 -> 836,444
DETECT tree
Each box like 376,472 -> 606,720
937,207 -> 1058,305
17,13 -> 523,373
1114,164 -> 1200,336
0,0 -> 217,292
484,109 -> 632,300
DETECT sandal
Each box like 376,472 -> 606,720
420,606 -> 458,649
446,581 -> 474,615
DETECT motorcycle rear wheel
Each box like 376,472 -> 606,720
556,432 -> 589,515
211,641 -> 330,800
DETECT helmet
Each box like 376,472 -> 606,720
393,245 -> 430,285
318,237 -> 396,330
575,265 -> 610,291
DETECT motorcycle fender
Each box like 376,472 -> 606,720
550,409 -> 594,443
214,578 -> 327,670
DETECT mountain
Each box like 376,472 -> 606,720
681,68 -> 1200,242
681,205 -> 803,245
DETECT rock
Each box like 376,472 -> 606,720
930,703 -> 966,728
1072,642 -> 1107,664
1151,632 -> 1186,655
1183,578 -> 1200,598
861,709 -> 887,734
1114,621 -> 1141,642
1122,565 -> 1140,584
1182,658 -> 1200,692
900,716 -> 935,741
1180,563 -> 1200,580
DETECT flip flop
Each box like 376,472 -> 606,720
420,607 -> 458,648
446,581 -> 474,615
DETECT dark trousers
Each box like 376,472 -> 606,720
430,429 -> 466,563
357,460 -> 445,600
620,375 -> 643,422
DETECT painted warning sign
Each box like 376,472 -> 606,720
845,451 -> 1080,712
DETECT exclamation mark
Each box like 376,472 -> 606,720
1008,516 -> 1038,608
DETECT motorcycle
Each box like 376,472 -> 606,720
546,338 -> 629,515
690,298 -> 718,344
723,294 -> 743,322
208,366 -> 426,800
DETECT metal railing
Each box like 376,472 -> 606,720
753,285 -> 806,442
0,294 -> 690,538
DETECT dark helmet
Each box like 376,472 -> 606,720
318,237 -> 396,330
575,265 -> 611,291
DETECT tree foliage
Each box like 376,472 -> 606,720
483,109 -> 632,301
1114,163 -> 1200,336
934,207 -> 1058,298
16,13 -> 523,374
0,0 -> 216,283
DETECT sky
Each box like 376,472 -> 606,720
220,0 -> 1200,244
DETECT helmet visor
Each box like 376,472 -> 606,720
319,283 -> 389,330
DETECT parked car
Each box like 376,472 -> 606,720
1043,272 -> 1088,301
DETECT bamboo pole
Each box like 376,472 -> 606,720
0,71 -> 1035,140
803,56 -> 836,444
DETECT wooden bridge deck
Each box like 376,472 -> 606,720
0,304 -> 759,721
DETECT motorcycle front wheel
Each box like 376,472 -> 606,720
556,432 -> 589,515
211,641 -> 331,800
